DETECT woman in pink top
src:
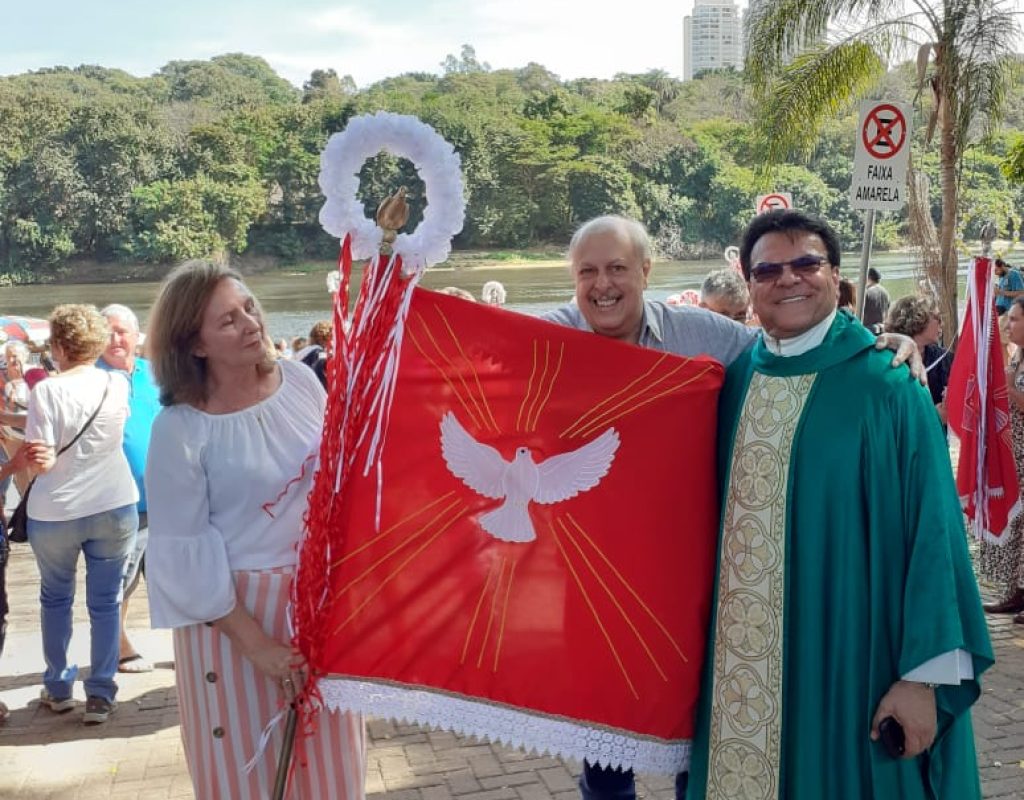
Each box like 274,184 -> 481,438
144,261 -> 365,799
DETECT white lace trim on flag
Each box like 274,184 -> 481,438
962,491 -> 1022,545
319,677 -> 690,775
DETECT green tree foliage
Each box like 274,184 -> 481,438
441,45 -> 491,75
303,69 -> 357,104
1003,134 -> 1024,184
1,49 -> 1023,280
157,53 -> 299,109
123,175 -> 266,262
744,0 -> 1022,339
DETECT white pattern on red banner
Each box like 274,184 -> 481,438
947,256 -> 1021,543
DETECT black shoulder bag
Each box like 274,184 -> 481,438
8,375 -> 111,543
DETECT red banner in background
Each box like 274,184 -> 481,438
301,288 -> 724,772
948,256 -> 1021,542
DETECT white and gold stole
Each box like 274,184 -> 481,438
705,372 -> 817,800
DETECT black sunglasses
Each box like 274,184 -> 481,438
750,254 -> 830,284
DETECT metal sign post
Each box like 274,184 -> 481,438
850,100 -> 912,321
855,210 -> 876,320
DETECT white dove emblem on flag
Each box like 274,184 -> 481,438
440,411 -> 621,542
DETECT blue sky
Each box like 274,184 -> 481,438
1,0 -> 742,88
2,1 -> 1021,89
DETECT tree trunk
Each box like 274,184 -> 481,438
905,160 -> 941,308
937,75 -> 960,349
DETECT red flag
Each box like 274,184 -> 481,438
298,288 -> 723,772
947,256 -> 1020,542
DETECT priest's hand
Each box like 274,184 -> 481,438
870,680 -> 937,758
874,333 -> 927,385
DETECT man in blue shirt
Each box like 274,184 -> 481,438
994,258 -> 1024,357
97,304 -> 161,673
994,258 -> 1024,313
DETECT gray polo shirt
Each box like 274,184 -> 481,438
542,300 -> 756,367
862,284 -> 891,329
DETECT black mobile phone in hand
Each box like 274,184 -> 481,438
879,716 -> 906,758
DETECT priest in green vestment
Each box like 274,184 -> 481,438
686,210 -> 993,800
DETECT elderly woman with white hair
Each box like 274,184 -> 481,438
1,340 -> 32,501
481,280 -> 507,306
3,341 -> 31,413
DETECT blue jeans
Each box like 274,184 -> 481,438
0,447 -> 12,505
28,505 -> 137,702
122,511 -> 147,598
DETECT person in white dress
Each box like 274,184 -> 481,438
144,261 -> 365,799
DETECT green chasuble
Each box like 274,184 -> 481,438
686,311 -> 994,800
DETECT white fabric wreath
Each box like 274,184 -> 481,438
318,112 -> 465,274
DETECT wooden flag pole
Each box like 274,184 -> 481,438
271,703 -> 299,800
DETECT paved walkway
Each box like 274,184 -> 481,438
1,542 -> 1022,799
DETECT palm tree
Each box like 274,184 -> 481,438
745,0 -> 1020,339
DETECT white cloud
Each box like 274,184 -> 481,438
263,0 -> 706,87
306,6 -> 418,39
462,0 -> 689,77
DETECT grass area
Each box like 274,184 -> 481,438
274,248 -> 567,275
1,247 -> 571,285
445,249 -> 567,265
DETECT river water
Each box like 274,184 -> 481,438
1,252 -> 930,341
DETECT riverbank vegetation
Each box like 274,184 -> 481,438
1,47 -> 1022,283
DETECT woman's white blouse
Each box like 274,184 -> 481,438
145,359 -> 326,629
25,367 -> 138,521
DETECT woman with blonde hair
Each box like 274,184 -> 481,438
144,261 -> 365,799
23,305 -> 138,724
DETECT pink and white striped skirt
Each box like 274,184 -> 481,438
173,566 -> 366,799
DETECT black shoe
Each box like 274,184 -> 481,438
83,696 -> 115,725
983,589 -> 1024,614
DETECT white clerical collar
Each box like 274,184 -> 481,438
762,309 -> 838,356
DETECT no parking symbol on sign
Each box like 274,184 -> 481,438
755,192 -> 793,214
850,100 -> 911,211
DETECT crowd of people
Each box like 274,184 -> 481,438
0,210 -> 1018,799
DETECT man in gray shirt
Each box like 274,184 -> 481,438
543,217 -> 755,366
543,215 -> 917,800
862,267 -> 891,331
544,215 -> 749,800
